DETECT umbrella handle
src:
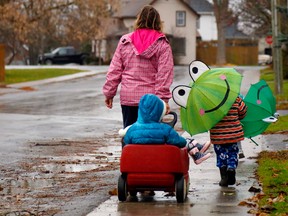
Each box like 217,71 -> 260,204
249,137 -> 259,146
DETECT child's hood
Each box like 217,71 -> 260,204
121,29 -> 166,58
137,94 -> 166,123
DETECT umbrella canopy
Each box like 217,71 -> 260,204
173,61 -> 242,136
241,80 -> 278,138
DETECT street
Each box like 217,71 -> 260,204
0,65 -> 286,215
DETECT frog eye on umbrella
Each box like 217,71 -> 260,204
172,85 -> 191,108
189,60 -> 210,82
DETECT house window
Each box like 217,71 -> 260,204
172,37 -> 186,56
176,11 -> 186,27
196,18 -> 200,29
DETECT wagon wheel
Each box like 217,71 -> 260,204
117,175 -> 128,201
175,175 -> 187,203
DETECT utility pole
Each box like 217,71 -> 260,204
271,0 -> 283,95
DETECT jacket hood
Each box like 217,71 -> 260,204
121,29 -> 167,58
131,29 -> 164,54
137,94 -> 166,124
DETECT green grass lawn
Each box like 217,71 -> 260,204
4,68 -> 85,84
265,114 -> 288,134
260,67 -> 288,110
260,66 -> 288,133
252,67 -> 288,215
255,150 -> 288,215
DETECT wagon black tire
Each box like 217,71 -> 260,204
175,175 -> 187,203
118,175 -> 127,201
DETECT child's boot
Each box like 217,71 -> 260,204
238,151 -> 245,159
188,147 -> 211,165
227,168 -> 236,185
219,166 -> 228,187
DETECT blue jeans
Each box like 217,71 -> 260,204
213,143 -> 239,169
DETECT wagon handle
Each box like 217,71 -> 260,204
161,111 -> 178,128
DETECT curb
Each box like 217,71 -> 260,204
0,68 -> 108,95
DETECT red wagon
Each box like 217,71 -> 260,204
117,144 -> 190,203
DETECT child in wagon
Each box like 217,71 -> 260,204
119,93 -> 211,165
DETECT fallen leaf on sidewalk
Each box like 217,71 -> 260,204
109,188 -> 117,195
19,86 -> 36,91
238,200 -> 257,208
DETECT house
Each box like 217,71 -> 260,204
103,0 -> 257,66
106,0 -> 200,65
185,0 -> 217,41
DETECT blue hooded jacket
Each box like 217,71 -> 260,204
123,94 -> 186,147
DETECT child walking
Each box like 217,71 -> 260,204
103,5 -> 174,129
210,96 -> 247,187
121,94 -> 211,165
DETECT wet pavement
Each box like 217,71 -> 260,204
0,65 -> 287,215
87,132 -> 288,216
86,66 -> 288,215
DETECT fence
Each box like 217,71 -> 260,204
196,40 -> 258,65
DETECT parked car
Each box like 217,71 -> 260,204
38,46 -> 89,65
258,54 -> 272,65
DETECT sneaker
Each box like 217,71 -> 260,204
195,141 -> 212,153
186,138 -> 211,153
189,150 -> 211,165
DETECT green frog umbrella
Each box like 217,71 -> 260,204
241,79 -> 278,138
172,61 -> 242,136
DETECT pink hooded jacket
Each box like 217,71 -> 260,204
103,29 -> 174,106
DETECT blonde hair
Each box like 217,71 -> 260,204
134,5 -> 163,32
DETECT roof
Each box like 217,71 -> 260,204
115,0 -> 199,18
185,0 -> 213,13
225,23 -> 250,39
116,0 -> 152,18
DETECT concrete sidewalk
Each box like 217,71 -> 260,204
87,132 -> 269,216
86,64 -> 287,215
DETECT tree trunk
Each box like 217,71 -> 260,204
213,0 -> 229,66
216,21 -> 226,65
97,39 -> 102,65
0,44 -> 5,86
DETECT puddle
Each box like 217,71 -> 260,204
1,143 -> 122,204
0,138 -> 122,215
42,163 -> 105,173
36,146 -> 122,174
1,176 -> 57,196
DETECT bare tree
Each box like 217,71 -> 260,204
236,0 -> 271,36
0,0 -> 113,65
238,0 -> 288,79
212,0 -> 234,65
